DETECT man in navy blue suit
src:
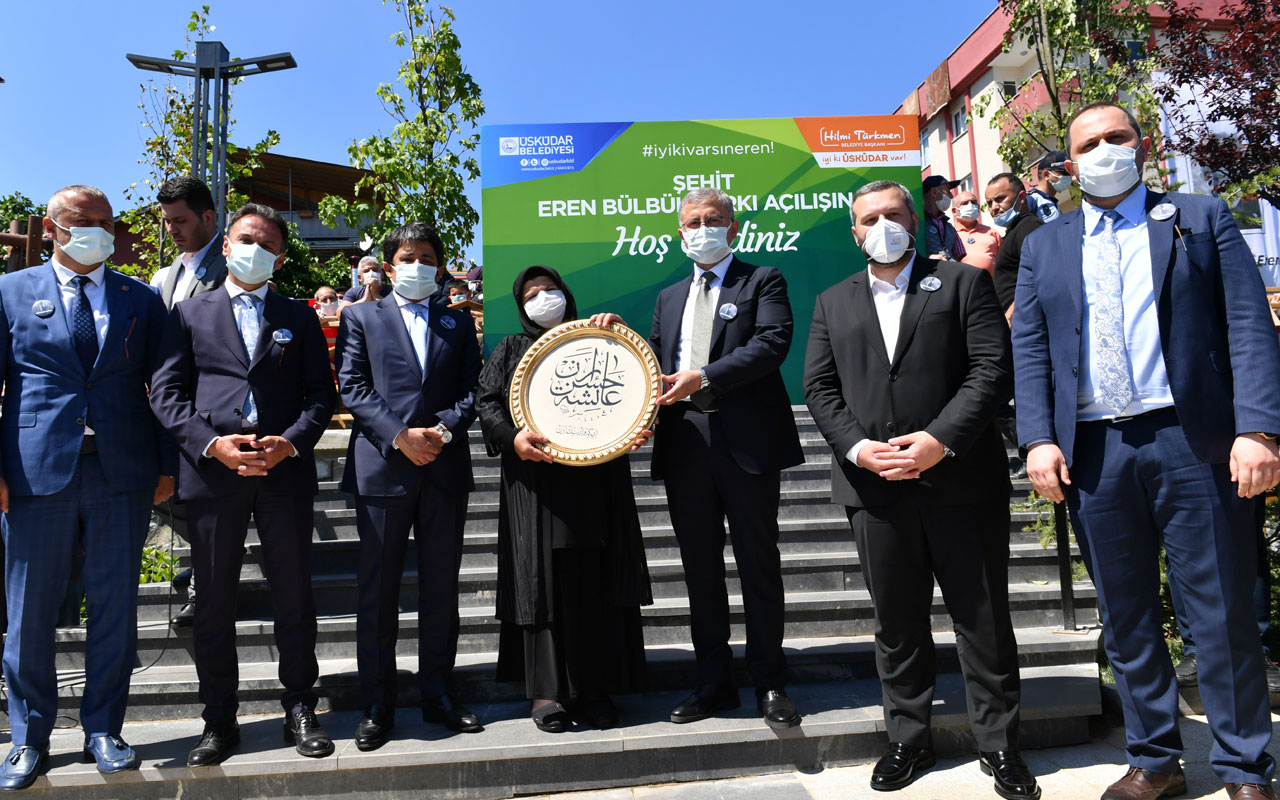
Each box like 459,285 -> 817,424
1013,102 -> 1280,800
334,222 -> 482,750
0,185 -> 175,789
649,187 -> 804,730
150,204 -> 337,766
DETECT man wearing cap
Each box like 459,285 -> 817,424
922,175 -> 965,261
951,190 -> 1002,278
1026,151 -> 1070,224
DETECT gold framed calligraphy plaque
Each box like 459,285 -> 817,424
509,320 -> 660,466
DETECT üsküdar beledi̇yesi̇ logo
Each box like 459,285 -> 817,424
500,137 -> 519,155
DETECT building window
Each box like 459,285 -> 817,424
1000,81 -> 1017,100
952,108 -> 968,138
921,132 -> 932,165
1124,39 -> 1146,61
957,174 -> 973,193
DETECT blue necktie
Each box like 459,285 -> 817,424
1094,210 -> 1132,415
70,275 -> 99,376
234,294 -> 262,424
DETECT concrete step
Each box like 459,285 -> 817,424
59,583 -> 1098,672
137,542 -> 1081,621
64,627 -> 1102,721
25,663 -> 1098,799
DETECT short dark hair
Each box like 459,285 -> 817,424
227,203 -> 290,248
156,176 -> 215,215
1065,102 -> 1144,155
382,222 -> 444,265
447,278 -> 469,293
987,172 -> 1026,194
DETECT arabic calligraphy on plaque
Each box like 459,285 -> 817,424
548,344 -> 626,418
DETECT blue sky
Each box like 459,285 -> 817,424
1,1 -> 996,261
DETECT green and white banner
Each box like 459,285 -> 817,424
481,115 -> 923,399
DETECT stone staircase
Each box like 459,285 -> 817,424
27,408 -> 1102,798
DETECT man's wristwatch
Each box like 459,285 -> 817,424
434,423 -> 452,444
1256,432 -> 1278,442
698,369 -> 711,392
942,444 -> 956,458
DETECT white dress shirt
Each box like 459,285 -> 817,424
393,290 -> 432,371
171,235 -> 217,302
675,254 -> 732,372
847,260 -> 914,468
1077,184 -> 1174,420
52,257 -> 108,436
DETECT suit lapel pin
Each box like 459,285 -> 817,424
120,284 -> 129,292
1149,202 -> 1177,221
440,315 -> 457,329
32,300 -> 55,318
718,303 -> 738,320
920,276 -> 942,292
272,329 -> 293,345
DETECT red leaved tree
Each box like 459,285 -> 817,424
1156,0 -> 1280,208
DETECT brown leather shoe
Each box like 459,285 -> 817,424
1101,766 -> 1187,800
1227,783 -> 1279,800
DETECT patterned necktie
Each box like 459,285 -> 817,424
407,302 -> 429,372
1094,210 -> 1132,415
70,275 -> 99,375
235,294 -> 262,424
687,271 -> 714,372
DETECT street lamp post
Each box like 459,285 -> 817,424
126,42 -> 296,231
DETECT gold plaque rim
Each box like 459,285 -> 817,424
508,320 -> 660,467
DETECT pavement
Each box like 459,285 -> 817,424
530,712 -> 1280,800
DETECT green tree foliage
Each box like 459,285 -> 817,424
973,0 -> 1164,175
270,235 -> 354,300
116,5 -> 279,281
319,2 -> 484,262
0,192 -> 47,267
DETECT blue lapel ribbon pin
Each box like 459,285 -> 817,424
718,303 -> 738,320
920,276 -> 942,292
272,329 -> 293,345
32,300 -> 56,318
440,315 -> 457,330
1149,203 -> 1176,222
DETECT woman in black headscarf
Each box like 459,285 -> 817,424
477,266 -> 652,733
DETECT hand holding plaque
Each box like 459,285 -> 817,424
508,318 -> 660,466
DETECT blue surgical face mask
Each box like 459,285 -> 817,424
53,220 -> 115,266
392,262 -> 435,301
993,204 -> 1020,227
226,242 -> 279,285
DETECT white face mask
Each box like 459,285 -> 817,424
319,301 -> 339,315
53,221 -> 115,266
955,203 -> 981,220
362,270 -> 382,286
1073,142 -> 1142,198
934,193 -> 951,212
392,262 -> 435,301
680,225 -> 733,265
1049,173 -> 1073,193
860,218 -> 913,264
226,242 -> 278,285
524,289 -> 566,328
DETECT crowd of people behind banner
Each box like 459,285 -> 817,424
0,102 -> 1279,800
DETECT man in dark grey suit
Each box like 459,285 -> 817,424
151,175 -> 228,627
804,180 -> 1037,799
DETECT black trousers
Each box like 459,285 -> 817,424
848,499 -> 1021,751
660,410 -> 787,689
354,483 -> 467,710
187,482 -> 318,724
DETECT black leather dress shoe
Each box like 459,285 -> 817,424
170,602 -> 195,628
757,688 -> 800,729
979,750 -> 1042,799
187,720 -> 240,767
870,742 -> 935,791
1174,652 -> 1198,688
422,695 -> 483,733
284,709 -> 334,758
670,684 -> 741,724
354,707 -> 395,752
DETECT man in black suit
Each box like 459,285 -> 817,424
334,222 -> 483,749
804,180 -> 1038,799
151,175 -> 228,628
150,204 -> 338,766
649,187 -> 804,729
